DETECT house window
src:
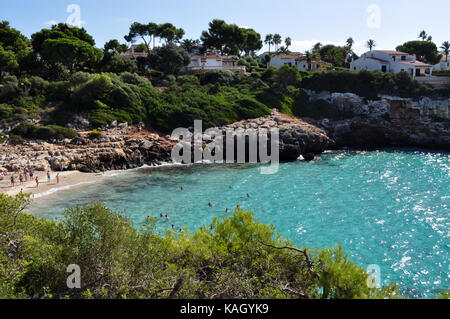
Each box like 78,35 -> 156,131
381,65 -> 387,72
401,56 -> 406,61
392,56 -> 396,61
353,67 -> 356,70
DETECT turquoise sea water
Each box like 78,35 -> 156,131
30,149 -> 449,298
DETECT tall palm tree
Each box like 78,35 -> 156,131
285,37 -> 292,51
418,30 -> 428,41
345,37 -> 355,66
367,39 -> 376,51
441,41 -> 450,61
265,34 -> 273,55
304,50 -> 320,70
273,34 -> 282,52
278,46 -> 289,54
181,39 -> 195,53
312,42 -> 322,53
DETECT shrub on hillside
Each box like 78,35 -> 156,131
11,122 -> 77,141
0,194 -> 399,299
199,69 -> 243,85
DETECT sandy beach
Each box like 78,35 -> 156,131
0,170 -> 118,198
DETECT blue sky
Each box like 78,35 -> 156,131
1,0 -> 449,55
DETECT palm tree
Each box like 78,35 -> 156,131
273,34 -> 282,52
367,39 -> 376,51
427,36 -> 433,42
346,37 -> 354,49
312,42 -> 322,53
265,34 -> 273,55
304,50 -> 320,70
418,30 -> 428,41
440,41 -> 450,61
345,37 -> 355,66
285,37 -> 292,51
181,39 -> 195,53
278,46 -> 289,54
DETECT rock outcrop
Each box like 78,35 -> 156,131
220,110 -> 334,161
0,126 -> 175,173
304,90 -> 450,150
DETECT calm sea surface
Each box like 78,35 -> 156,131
29,149 -> 450,298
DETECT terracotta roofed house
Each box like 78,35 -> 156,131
268,52 -> 327,72
433,55 -> 450,71
185,54 -> 246,73
350,50 -> 433,78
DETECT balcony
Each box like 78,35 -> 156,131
185,65 -> 246,73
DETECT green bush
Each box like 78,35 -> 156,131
301,69 -> 442,99
8,134 -> 24,145
432,69 -> 450,76
11,122 -> 77,141
119,72 -> 152,87
0,194 -> 399,299
88,129 -> 102,139
199,69 -> 243,85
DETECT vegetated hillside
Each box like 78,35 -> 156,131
3,67 -> 447,142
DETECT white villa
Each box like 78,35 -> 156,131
268,53 -> 327,72
350,50 -> 433,78
433,55 -> 450,71
121,44 -> 149,61
185,54 -> 246,73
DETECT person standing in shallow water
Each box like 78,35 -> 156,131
47,171 -> 51,183
56,173 -> 60,184
10,175 -> 15,187
35,176 -> 39,188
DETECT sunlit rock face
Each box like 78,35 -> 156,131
303,90 -> 450,150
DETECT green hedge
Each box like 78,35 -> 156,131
11,122 -> 77,141
432,69 -> 450,76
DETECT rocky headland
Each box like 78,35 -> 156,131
0,92 -> 448,175
304,90 -> 450,150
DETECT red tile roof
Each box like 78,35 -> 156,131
193,54 -> 223,59
367,57 -> 389,64
276,52 -> 303,60
375,50 -> 409,55
398,60 -> 432,67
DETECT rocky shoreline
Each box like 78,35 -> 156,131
0,125 -> 176,173
1,92 -> 449,174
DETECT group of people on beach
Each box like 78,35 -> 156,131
5,167 -> 60,189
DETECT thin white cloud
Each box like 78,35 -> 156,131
44,20 -> 59,27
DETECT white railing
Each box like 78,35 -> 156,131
186,65 -> 246,72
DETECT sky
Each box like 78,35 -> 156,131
1,0 -> 449,55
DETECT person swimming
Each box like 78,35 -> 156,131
247,193 -> 250,198
165,215 -> 170,220
180,186 -> 184,191
208,202 -> 213,207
